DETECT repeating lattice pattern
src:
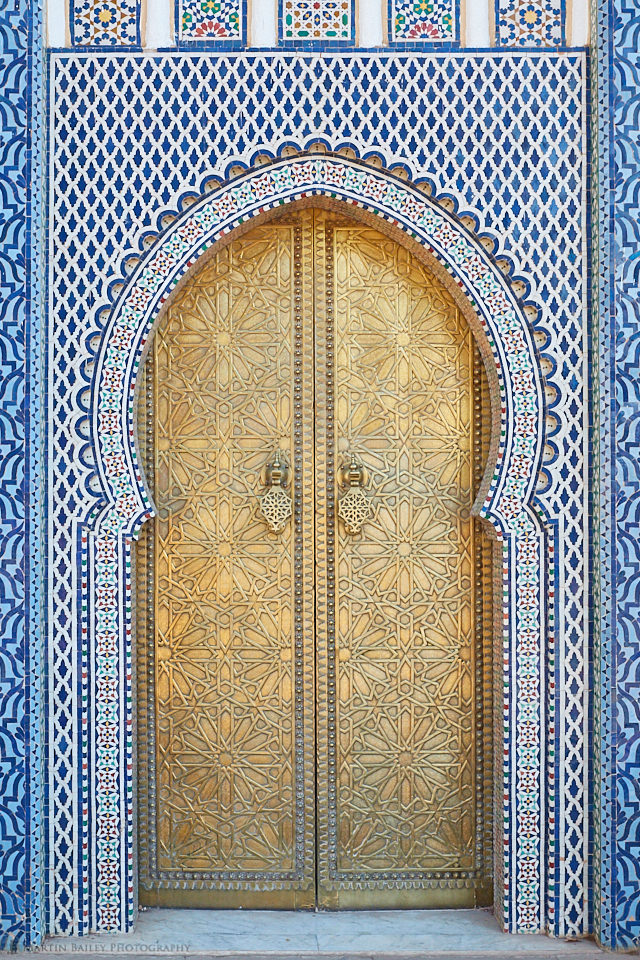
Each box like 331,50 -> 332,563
49,51 -> 587,936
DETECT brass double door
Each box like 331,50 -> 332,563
137,208 -> 493,910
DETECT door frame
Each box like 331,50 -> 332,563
83,154 -> 552,934
135,206 -> 495,910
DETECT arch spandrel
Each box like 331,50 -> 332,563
92,156 -> 544,542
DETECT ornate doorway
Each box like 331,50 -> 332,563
136,207 -> 494,910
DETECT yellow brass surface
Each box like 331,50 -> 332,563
137,209 -> 492,910
137,218 -> 317,907
313,214 -> 492,907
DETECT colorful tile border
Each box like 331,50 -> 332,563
70,0 -> 140,45
0,0 -> 45,949
389,0 -> 458,44
495,0 -> 565,47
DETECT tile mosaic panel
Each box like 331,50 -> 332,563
495,0 -> 564,47
281,0 -> 353,41
71,0 -> 140,45
0,0 -> 45,949
179,0 -> 243,42
592,0 -> 640,951
48,51 -> 587,938
390,0 -> 456,43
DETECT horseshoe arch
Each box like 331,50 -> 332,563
86,155 -> 546,935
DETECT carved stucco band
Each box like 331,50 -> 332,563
89,156 -> 545,933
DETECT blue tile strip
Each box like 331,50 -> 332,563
0,0 -> 45,948
592,0 -> 640,951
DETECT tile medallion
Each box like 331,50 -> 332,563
48,51 -> 587,940
495,0 -> 564,46
179,0 -> 243,41
281,0 -> 353,41
71,0 -> 140,44
390,0 -> 457,43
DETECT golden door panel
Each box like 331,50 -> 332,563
137,217 -> 317,907
137,207 -> 493,910
313,213 -> 492,907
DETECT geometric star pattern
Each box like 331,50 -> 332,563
138,222 -> 313,887
282,0 -> 352,40
495,0 -> 563,46
138,209 -> 492,905
316,220 -> 491,890
391,0 -> 456,42
71,0 -> 139,44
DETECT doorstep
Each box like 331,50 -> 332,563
17,909 -> 606,958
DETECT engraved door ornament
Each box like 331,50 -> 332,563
136,209 -> 494,910
337,455 -> 373,535
259,451 -> 293,533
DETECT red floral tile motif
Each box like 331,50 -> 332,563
391,0 -> 455,42
180,0 -> 241,41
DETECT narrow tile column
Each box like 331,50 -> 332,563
592,0 -> 640,950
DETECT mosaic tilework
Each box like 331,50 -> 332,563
48,52 -> 587,938
390,0 -> 457,42
179,0 -> 243,41
0,0 -> 45,949
592,0 -> 640,951
71,0 -> 140,45
281,0 -> 353,41
495,0 -> 564,46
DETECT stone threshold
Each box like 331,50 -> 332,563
10,909 -> 606,958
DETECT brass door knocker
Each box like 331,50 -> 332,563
337,454 -> 373,535
259,451 -> 293,534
